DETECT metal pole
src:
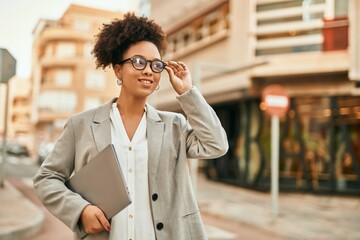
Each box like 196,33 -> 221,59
271,115 -> 280,220
0,83 -> 9,188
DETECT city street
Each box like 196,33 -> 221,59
4,156 -> 282,240
1,0 -> 360,239
4,155 -> 39,178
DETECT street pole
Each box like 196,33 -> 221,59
0,48 -> 16,188
271,115 -> 280,220
0,84 -> 9,188
262,84 -> 289,221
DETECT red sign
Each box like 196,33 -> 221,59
262,85 -> 289,117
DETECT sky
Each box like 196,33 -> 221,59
0,0 -> 138,78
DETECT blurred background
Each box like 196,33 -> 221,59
1,0 -> 359,239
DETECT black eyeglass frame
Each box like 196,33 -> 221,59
117,55 -> 167,73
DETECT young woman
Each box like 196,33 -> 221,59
33,13 -> 228,240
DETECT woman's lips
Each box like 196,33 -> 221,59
138,78 -> 153,85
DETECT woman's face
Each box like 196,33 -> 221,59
115,41 -> 162,99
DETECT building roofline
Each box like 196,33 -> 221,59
62,4 -> 122,19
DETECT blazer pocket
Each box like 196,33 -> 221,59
182,211 -> 206,240
182,210 -> 199,220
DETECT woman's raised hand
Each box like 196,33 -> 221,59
165,61 -> 193,95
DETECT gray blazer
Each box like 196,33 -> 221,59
33,87 -> 228,240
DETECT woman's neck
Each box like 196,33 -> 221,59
116,93 -> 146,117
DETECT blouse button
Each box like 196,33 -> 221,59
128,147 -> 132,151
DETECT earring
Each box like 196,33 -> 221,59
156,84 -> 160,90
117,77 -> 122,86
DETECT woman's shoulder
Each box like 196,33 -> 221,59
148,105 -> 185,125
71,108 -> 97,121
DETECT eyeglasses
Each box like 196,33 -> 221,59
118,55 -> 167,73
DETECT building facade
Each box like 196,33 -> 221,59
7,77 -> 34,154
150,0 -> 360,194
30,5 -> 122,150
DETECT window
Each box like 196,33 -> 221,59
73,20 -> 92,32
39,91 -> 77,112
54,69 -> 73,87
85,70 -> 106,89
45,44 -> 53,57
83,42 -> 93,59
84,97 -> 101,110
54,119 -> 67,129
334,0 -> 349,17
164,1 -> 229,58
208,95 -> 360,193
41,68 -> 52,85
56,42 -> 76,58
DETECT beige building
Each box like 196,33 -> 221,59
151,0 -> 360,194
7,77 -> 34,153
0,85 -> 6,137
30,5 -> 122,148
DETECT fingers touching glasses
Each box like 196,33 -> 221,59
165,61 -> 188,74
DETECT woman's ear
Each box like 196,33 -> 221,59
113,64 -> 122,78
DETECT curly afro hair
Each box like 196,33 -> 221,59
92,13 -> 167,69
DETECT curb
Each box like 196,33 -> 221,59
0,181 -> 44,240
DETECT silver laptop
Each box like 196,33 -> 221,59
66,144 -> 131,219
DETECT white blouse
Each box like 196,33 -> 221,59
109,103 -> 156,240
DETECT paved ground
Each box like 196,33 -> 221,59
9,178 -> 73,240
1,177 -> 281,240
197,176 -> 360,240
1,156 -> 360,240
0,179 -> 43,240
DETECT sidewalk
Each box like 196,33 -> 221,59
197,176 -> 360,240
0,180 -> 44,240
1,175 -> 360,240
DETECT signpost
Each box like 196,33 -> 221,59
0,48 -> 16,188
262,84 -> 289,220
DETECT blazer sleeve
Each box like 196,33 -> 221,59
176,86 -> 229,159
33,117 -> 89,237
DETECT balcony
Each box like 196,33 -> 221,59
254,1 -> 349,56
164,0 -> 230,59
40,27 -> 92,44
37,111 -> 71,123
12,105 -> 30,115
250,50 -> 349,78
40,55 -> 87,68
11,122 -> 33,133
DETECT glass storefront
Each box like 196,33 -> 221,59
207,95 -> 360,194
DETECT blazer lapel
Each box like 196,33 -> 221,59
91,98 -> 116,152
146,104 -> 164,180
